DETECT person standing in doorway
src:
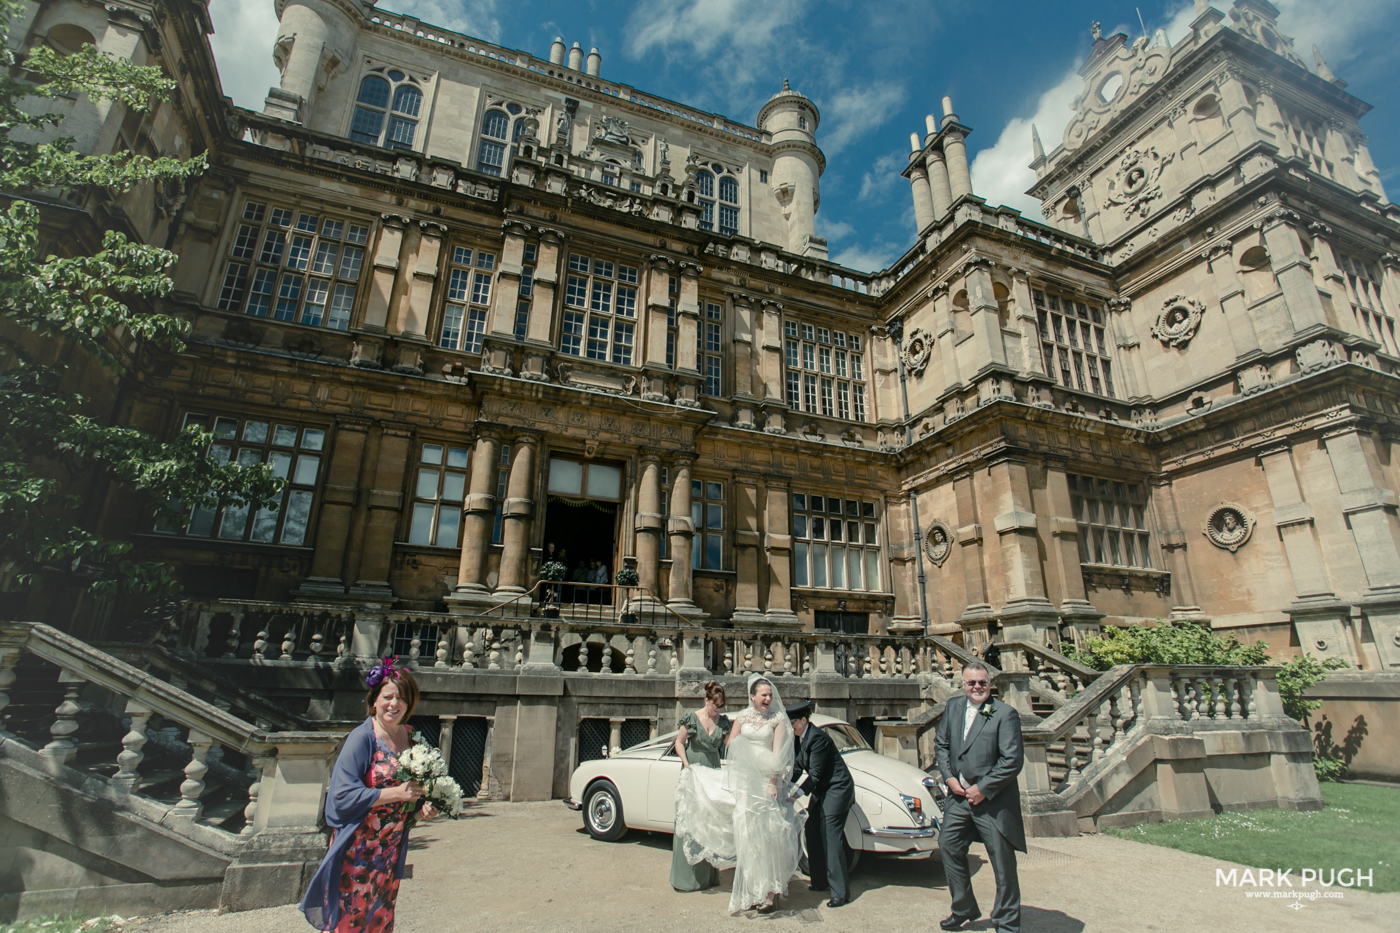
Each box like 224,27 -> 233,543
934,660 -> 1026,933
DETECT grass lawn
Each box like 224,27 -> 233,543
1104,782 -> 1400,893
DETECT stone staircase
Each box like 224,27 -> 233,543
0,622 -> 342,921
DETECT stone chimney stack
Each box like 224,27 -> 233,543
568,42 -> 584,71
549,37 -> 565,65
586,47 -> 602,76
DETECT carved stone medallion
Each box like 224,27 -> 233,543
901,327 -> 932,376
1150,295 -> 1205,349
1102,147 -> 1173,218
1203,502 -> 1254,553
923,520 -> 953,566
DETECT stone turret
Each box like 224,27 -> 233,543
266,0 -> 360,123
758,79 -> 826,259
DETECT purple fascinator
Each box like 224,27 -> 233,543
365,656 -> 403,688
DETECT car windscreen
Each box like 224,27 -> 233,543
822,723 -> 871,752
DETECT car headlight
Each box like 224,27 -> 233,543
899,793 -> 929,827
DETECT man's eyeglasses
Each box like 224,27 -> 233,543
963,680 -> 989,687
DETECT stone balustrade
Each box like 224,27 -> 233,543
0,620 -> 344,911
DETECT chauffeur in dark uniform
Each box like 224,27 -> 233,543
787,701 -> 855,907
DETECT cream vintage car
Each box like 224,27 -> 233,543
564,714 -> 941,866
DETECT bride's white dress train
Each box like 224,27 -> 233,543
673,676 -> 806,913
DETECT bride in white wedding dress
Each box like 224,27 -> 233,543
674,673 -> 806,913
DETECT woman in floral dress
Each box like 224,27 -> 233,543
301,659 -> 436,932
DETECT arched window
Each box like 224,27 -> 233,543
718,176 -> 739,235
477,109 -> 510,175
349,70 -> 422,150
696,170 -> 715,231
46,24 -> 96,55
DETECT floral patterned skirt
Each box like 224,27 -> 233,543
332,805 -> 411,933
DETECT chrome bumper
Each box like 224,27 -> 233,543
861,825 -> 939,839
563,797 -> 582,811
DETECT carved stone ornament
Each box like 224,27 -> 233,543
593,116 -> 631,145
923,520 -> 953,567
1103,146 -> 1174,218
1203,502 -> 1254,553
901,326 -> 932,376
1150,295 -> 1205,349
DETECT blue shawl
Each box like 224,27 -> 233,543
300,718 -> 413,930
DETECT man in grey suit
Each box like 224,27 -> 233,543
934,660 -> 1026,933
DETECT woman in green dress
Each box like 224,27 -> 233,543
670,681 -> 729,891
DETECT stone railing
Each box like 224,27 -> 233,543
997,639 -> 1101,707
0,620 -> 343,909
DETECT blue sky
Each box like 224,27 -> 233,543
208,0 -> 1400,273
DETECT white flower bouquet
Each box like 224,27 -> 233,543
396,733 -> 467,819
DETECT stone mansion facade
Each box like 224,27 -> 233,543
15,0 -> 1400,675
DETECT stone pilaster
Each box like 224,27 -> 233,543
962,257 -> 1007,376
489,218 -> 529,337
1202,242 -> 1261,360
732,473 -> 764,625
1259,211 -> 1329,338
298,418 -> 370,597
351,424 -> 412,598
361,213 -> 410,331
396,221 -> 446,339
987,455 -> 1057,642
1323,426 -> 1400,667
1041,459 -> 1102,640
1148,475 -> 1206,620
953,470 -> 993,647
762,476 -> 799,626
524,228 -> 562,346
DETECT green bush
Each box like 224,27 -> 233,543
1275,653 -> 1349,722
1313,752 -> 1348,782
539,561 -> 569,582
1068,621 -> 1348,726
614,568 -> 640,587
1066,619 -> 1270,670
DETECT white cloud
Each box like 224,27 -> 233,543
832,242 -> 904,274
968,69 -> 1082,215
858,148 -> 907,200
1272,0 -> 1392,71
625,0 -> 803,109
389,0 -> 503,42
206,0 -> 281,109
820,83 -> 907,156
817,218 -> 855,242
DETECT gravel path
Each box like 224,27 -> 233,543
124,800 -> 1397,932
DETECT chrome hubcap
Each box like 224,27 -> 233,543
589,793 -> 615,832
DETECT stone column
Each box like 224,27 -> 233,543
1009,272 -> 1048,379
987,455 -> 1057,642
1257,443 -> 1355,667
1260,211 -> 1329,338
1323,427 -> 1400,667
525,228 -> 562,346
674,262 -> 703,408
667,456 -> 704,618
361,213 -> 409,331
352,424 -> 412,598
633,451 -> 665,595
931,284 -> 962,391
730,292 -> 757,428
486,219 -> 527,337
396,221 -> 446,338
496,433 -> 540,595
963,257 -> 1007,375
907,159 -> 935,232
732,473 -> 764,624
953,470 -> 993,647
886,492 -> 923,631
1148,475 -> 1206,620
449,429 -> 503,609
1253,80 -> 1293,157
1323,118 -> 1365,191
924,147 -> 954,221
300,418 -> 369,596
1202,242 -> 1261,360
1041,459 -> 1102,641
763,477 -> 799,626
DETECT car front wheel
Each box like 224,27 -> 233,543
583,780 -> 628,841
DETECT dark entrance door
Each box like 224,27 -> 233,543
542,496 -> 618,579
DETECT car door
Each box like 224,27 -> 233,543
646,745 -> 684,828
